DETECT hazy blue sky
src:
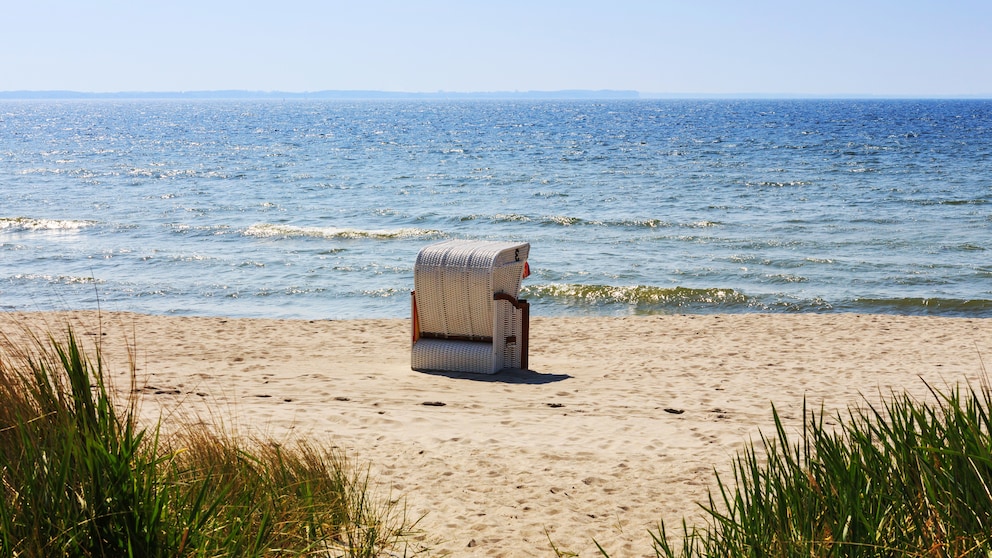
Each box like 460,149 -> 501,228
4,0 -> 990,97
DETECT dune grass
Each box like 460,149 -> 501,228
0,325 -> 419,558
614,378 -> 992,557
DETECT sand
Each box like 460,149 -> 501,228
2,311 -> 990,557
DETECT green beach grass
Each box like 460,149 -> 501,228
0,326 -> 420,557
601,375 -> 992,557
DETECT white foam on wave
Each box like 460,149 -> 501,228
12,273 -> 103,284
0,217 -> 98,232
243,223 -> 444,240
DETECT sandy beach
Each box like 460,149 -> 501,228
2,311 -> 990,557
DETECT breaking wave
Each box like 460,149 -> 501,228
457,214 -> 718,228
521,286 -> 992,317
0,217 -> 99,232
244,223 -> 445,240
522,283 -> 750,310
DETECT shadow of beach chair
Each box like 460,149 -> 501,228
411,240 -> 530,374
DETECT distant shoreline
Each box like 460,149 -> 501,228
2,90 -> 989,101
0,89 -> 640,101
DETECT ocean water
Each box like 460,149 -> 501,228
1,98 -> 990,319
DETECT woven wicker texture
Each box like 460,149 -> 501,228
412,240 -> 529,374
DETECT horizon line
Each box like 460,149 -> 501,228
1,89 -> 990,100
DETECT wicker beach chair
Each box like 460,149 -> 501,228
411,240 -> 530,374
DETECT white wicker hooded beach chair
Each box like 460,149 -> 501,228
411,239 -> 530,374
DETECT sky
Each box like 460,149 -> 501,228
3,0 -> 991,97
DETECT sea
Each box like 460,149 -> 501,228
1,98 -> 990,320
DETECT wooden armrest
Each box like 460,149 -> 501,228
494,292 -> 528,309
493,293 -> 529,370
